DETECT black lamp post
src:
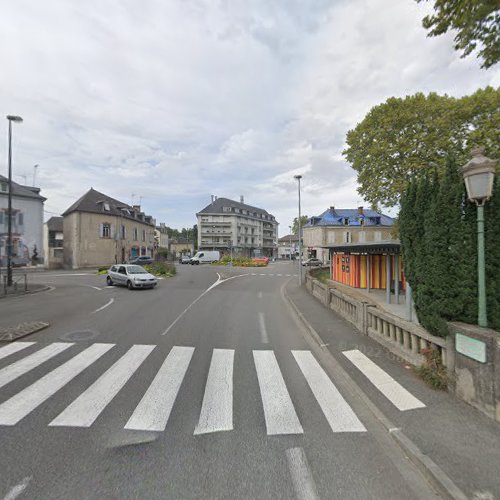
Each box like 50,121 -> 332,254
6,115 -> 23,287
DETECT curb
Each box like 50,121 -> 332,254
0,285 -> 52,300
282,280 -> 468,500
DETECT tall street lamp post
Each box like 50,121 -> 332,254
461,146 -> 497,328
288,225 -> 292,260
294,175 -> 303,285
6,115 -> 23,287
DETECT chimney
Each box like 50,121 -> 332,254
133,205 -> 141,212
211,195 -> 215,203
240,195 -> 244,204
330,206 -> 335,211
357,206 -> 364,215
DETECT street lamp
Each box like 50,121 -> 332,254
6,115 -> 23,287
294,174 -> 303,285
288,225 -> 292,260
462,146 -> 497,328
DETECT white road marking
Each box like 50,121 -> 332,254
51,273 -> 92,276
0,343 -> 73,389
259,273 -> 266,276
286,274 -> 291,277
253,351 -> 303,435
292,350 -> 366,433
3,476 -> 32,500
257,291 -> 263,299
286,448 -> 319,500
50,345 -> 155,427
342,350 -> 426,411
161,273 -> 249,335
105,286 -> 114,289
251,273 -> 257,276
194,349 -> 234,435
125,346 -> 194,431
88,286 -> 102,291
0,343 -> 114,425
0,342 -> 35,361
258,312 -> 269,344
277,274 -> 283,277
92,298 -> 114,313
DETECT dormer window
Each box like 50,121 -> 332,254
344,218 -> 349,225
103,202 -> 110,211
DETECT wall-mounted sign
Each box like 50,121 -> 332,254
455,333 -> 486,363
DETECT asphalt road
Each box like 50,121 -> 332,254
0,262 -> 441,499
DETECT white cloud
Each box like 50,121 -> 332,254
0,0 -> 497,234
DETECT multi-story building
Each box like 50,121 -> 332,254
155,223 -> 169,252
303,206 -> 394,263
277,233 -> 299,259
169,238 -> 194,258
43,216 -> 64,269
196,196 -> 278,258
62,188 -> 156,269
0,175 -> 45,266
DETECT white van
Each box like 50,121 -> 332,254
190,251 -> 220,265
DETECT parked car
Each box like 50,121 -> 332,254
129,255 -> 153,265
302,258 -> 322,267
180,255 -> 192,264
106,264 -> 157,290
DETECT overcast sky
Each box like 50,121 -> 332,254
1,0 -> 498,235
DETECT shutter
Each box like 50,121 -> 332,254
99,223 -> 103,238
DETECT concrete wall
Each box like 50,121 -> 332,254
63,212 -> 155,269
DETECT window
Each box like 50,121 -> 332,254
18,213 -> 24,225
100,223 -> 111,238
121,225 -> 126,239
0,182 -> 7,192
133,228 -> 138,240
103,202 -> 110,211
142,230 -> 146,242
0,212 -> 3,224
344,231 -> 350,243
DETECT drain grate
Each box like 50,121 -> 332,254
60,330 -> 100,342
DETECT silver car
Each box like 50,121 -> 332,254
106,264 -> 157,290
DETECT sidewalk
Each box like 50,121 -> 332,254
285,279 -> 500,500
0,282 -> 49,299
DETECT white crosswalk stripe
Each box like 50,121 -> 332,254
253,350 -> 303,435
342,350 -> 426,411
0,343 -> 114,425
0,343 -> 73,390
292,350 -> 366,433
125,346 -> 194,432
194,349 -> 234,435
0,343 -> 421,433
0,342 -> 36,361
50,345 -> 156,427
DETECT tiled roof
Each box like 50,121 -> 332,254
278,234 -> 299,243
197,197 -> 276,220
62,188 -> 154,225
46,216 -> 63,232
0,175 -> 46,201
304,207 -> 394,227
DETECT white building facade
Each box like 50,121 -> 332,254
196,197 -> 278,258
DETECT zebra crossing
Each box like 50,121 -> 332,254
0,342 -> 425,434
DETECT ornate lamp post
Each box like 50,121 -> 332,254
462,146 -> 497,328
294,175 -> 303,285
6,115 -> 23,287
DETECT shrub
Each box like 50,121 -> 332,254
415,348 -> 448,390
144,262 -> 176,277
213,256 -> 269,267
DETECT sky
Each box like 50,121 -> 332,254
1,0 -> 498,236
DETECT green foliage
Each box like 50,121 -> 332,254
144,262 -> 176,277
416,0 -> 500,69
214,255 -> 268,267
343,87 -> 500,207
292,216 -> 309,235
415,348 -> 448,390
400,160 -> 500,336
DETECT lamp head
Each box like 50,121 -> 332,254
6,115 -> 23,123
462,146 -> 497,205
294,175 -> 302,180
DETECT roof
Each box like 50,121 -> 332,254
46,216 -> 63,232
304,207 -> 394,228
62,188 -> 154,225
170,238 -> 192,245
278,234 -> 299,243
0,175 -> 46,201
197,197 -> 276,221
322,240 -> 401,254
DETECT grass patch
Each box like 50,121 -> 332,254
314,270 -> 331,284
144,262 -> 177,277
97,267 -> 108,275
415,348 -> 448,390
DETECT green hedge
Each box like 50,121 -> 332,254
144,262 -> 176,277
399,158 -> 500,336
